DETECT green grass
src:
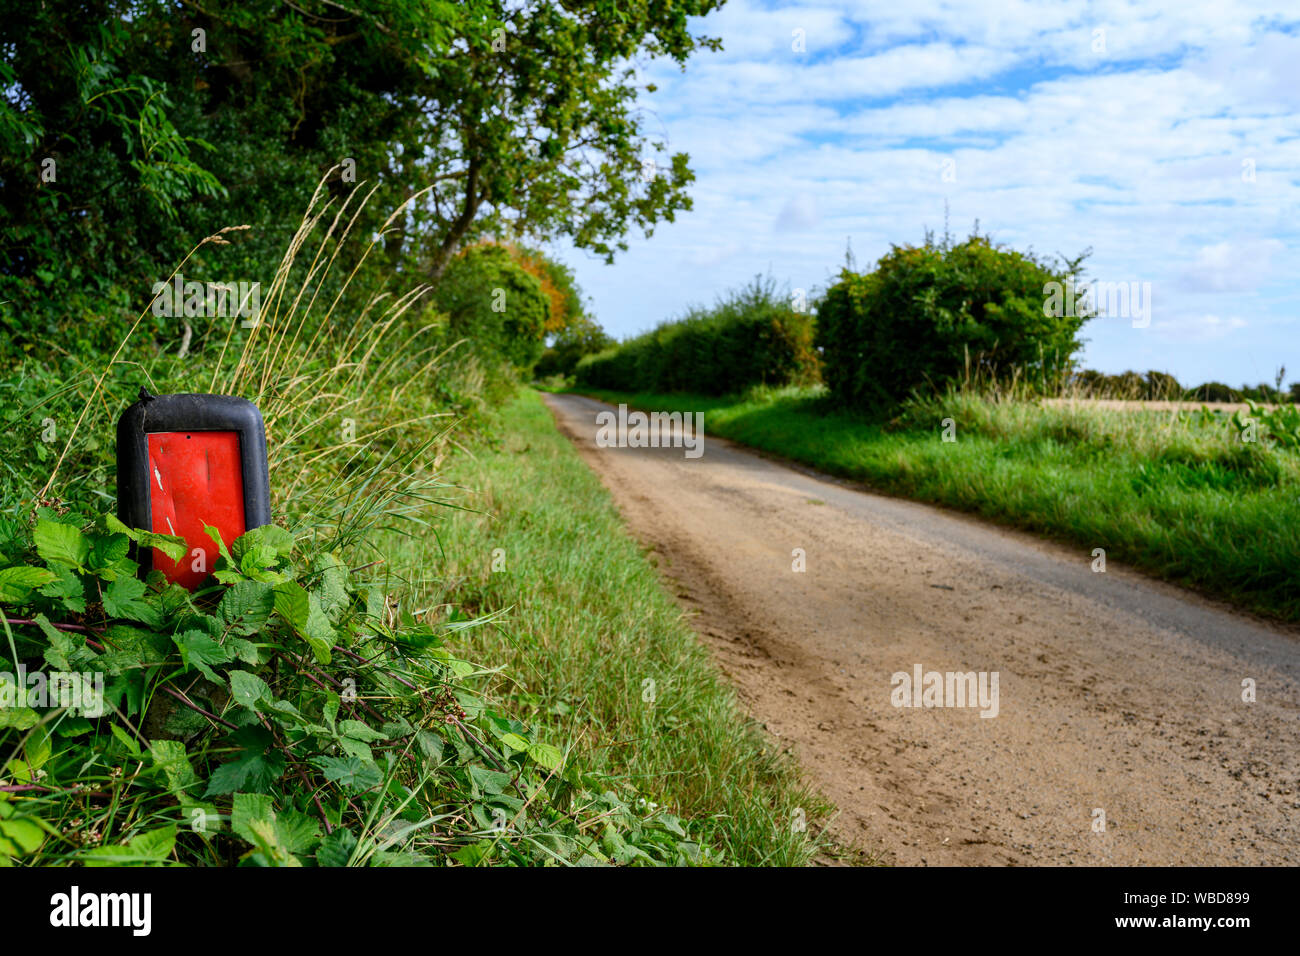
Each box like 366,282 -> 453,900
572,384 -> 1300,623
380,388 -> 831,865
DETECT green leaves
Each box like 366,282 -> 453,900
0,674 -> 38,730
273,581 -> 334,663
103,575 -> 159,626
173,630 -> 235,683
0,814 -> 46,862
150,739 -> 201,797
204,727 -> 286,796
38,564 -> 84,613
231,793 -> 319,867
315,828 -> 359,868
218,580 -> 276,635
33,519 -> 89,569
227,669 -> 271,711
1,493 -> 698,869
0,566 -> 56,603
83,826 -> 178,866
208,525 -> 295,585
105,513 -> 185,561
494,724 -> 563,771
232,524 -> 295,565
526,741 -> 563,772
311,755 -> 382,792
0,799 -> 55,864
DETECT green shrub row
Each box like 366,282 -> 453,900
574,277 -> 820,395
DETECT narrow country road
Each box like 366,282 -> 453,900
543,392 -> 1300,865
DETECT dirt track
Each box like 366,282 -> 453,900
543,392 -> 1300,866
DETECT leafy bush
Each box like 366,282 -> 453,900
433,245 -> 550,380
0,511 -> 704,866
816,233 -> 1086,410
574,276 -> 819,395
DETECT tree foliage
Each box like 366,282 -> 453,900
433,244 -> 550,377
0,0 -> 723,354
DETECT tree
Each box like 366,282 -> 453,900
403,1 -> 724,282
432,244 -> 550,374
0,0 -> 724,354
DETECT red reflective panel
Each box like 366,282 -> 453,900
146,431 -> 245,590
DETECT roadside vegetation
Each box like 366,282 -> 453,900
575,275 -> 820,394
1,1 -> 835,867
0,189 -> 828,865
0,192 -> 719,866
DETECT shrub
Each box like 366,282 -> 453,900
433,245 -> 550,376
815,233 -> 1087,410
574,276 -> 819,395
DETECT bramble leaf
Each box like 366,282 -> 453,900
0,566 -> 56,603
227,669 -> 271,711
34,519 -> 89,568
103,574 -> 160,626
204,727 -> 285,796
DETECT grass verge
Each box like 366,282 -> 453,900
570,385 -> 1300,624
385,388 -> 831,865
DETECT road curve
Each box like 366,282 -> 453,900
543,392 -> 1300,865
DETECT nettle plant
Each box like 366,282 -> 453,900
0,510 -> 703,866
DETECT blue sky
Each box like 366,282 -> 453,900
555,0 -> 1300,390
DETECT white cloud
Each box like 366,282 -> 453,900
1180,240 -> 1285,293
1150,314 -> 1248,343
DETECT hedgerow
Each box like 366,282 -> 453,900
574,276 -> 819,395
